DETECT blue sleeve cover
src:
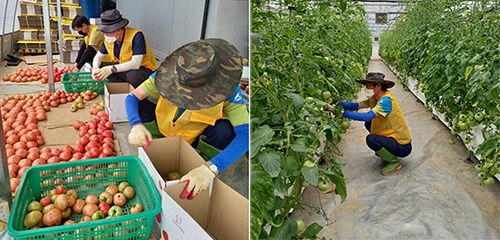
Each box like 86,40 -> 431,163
340,101 -> 359,111
209,124 -> 249,172
343,110 -> 376,122
125,93 -> 143,127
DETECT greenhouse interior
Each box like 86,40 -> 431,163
0,0 -> 499,240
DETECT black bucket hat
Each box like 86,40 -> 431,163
356,72 -> 395,88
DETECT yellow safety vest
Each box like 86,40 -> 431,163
369,91 -> 411,144
155,97 -> 224,144
84,24 -> 100,49
102,26 -> 156,71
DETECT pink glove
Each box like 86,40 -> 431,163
128,124 -> 152,148
179,164 -> 216,200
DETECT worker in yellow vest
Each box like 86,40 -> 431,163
71,15 -> 104,71
92,9 -> 157,123
91,9 -> 157,87
331,72 -> 412,175
125,39 -> 249,199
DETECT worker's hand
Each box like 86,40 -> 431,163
323,105 -> 335,113
179,164 -> 215,200
92,67 -> 101,80
128,124 -> 152,148
94,66 -> 113,81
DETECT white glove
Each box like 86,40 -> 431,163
93,66 -> 113,81
128,124 -> 152,148
92,67 -> 101,80
180,164 -> 215,200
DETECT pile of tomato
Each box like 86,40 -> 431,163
23,183 -> 143,229
2,90 -> 117,195
2,66 -> 75,83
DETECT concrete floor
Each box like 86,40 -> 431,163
0,60 -> 248,199
292,42 -> 499,239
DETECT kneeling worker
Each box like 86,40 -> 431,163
125,39 -> 249,199
329,72 -> 412,175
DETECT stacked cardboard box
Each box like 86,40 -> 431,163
17,1 -> 84,57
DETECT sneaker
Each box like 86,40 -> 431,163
381,162 -> 402,176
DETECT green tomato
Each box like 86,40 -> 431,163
483,177 -> 495,187
474,113 -> 484,122
474,164 -> 483,172
296,219 -> 305,234
340,120 -> 350,130
322,91 -> 332,100
303,160 -> 316,168
317,181 -> 330,191
478,172 -> 486,180
449,139 -> 455,145
463,136 -> 472,144
458,114 -> 467,121
457,121 -> 468,131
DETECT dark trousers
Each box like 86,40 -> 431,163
101,62 -> 156,122
191,119 -> 236,150
364,121 -> 412,158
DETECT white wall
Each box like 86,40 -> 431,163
205,0 -> 249,59
117,0 -> 248,61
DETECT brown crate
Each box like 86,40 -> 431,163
19,3 -> 43,15
62,5 -> 83,18
62,38 -> 84,51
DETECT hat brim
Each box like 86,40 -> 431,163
155,39 -> 242,110
356,79 -> 395,88
98,18 -> 129,33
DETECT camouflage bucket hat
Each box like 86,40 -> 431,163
155,39 -> 242,110
356,72 -> 395,88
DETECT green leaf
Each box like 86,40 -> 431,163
250,201 -> 264,240
301,165 -> 319,186
291,137 -> 314,153
251,165 -> 277,226
250,125 -> 275,158
320,168 -> 347,202
284,93 -> 305,109
269,218 -> 296,239
301,222 -> 324,238
259,151 -> 281,178
476,137 -> 497,158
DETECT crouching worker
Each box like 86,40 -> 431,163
125,39 -> 249,199
331,72 -> 412,175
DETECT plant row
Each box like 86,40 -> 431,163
251,0 -> 372,239
379,0 -> 500,185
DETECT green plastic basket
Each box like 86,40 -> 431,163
62,72 -> 110,95
7,156 -> 161,240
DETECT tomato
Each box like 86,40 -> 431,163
474,164 -> 483,172
82,203 -> 98,217
99,191 -> 113,205
130,203 -> 143,214
122,186 -> 135,199
105,185 -> 119,196
42,208 -> 62,227
322,91 -> 332,100
483,177 -> 495,186
24,210 -> 43,228
98,202 -> 111,216
85,194 -> 98,205
296,219 -> 305,234
317,181 -> 330,191
303,160 -> 316,168
113,193 -> 126,206
72,199 -> 85,214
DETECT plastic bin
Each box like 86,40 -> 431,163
7,156 -> 161,240
80,0 -> 102,18
62,72 -> 109,94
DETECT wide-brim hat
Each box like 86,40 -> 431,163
356,72 -> 395,88
98,9 -> 129,33
155,38 -> 242,110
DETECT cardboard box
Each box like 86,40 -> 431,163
138,137 -> 249,240
104,82 -> 135,122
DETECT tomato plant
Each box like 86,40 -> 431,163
379,0 -> 500,186
251,0 -> 371,239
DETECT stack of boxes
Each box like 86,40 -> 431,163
17,0 -> 83,63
